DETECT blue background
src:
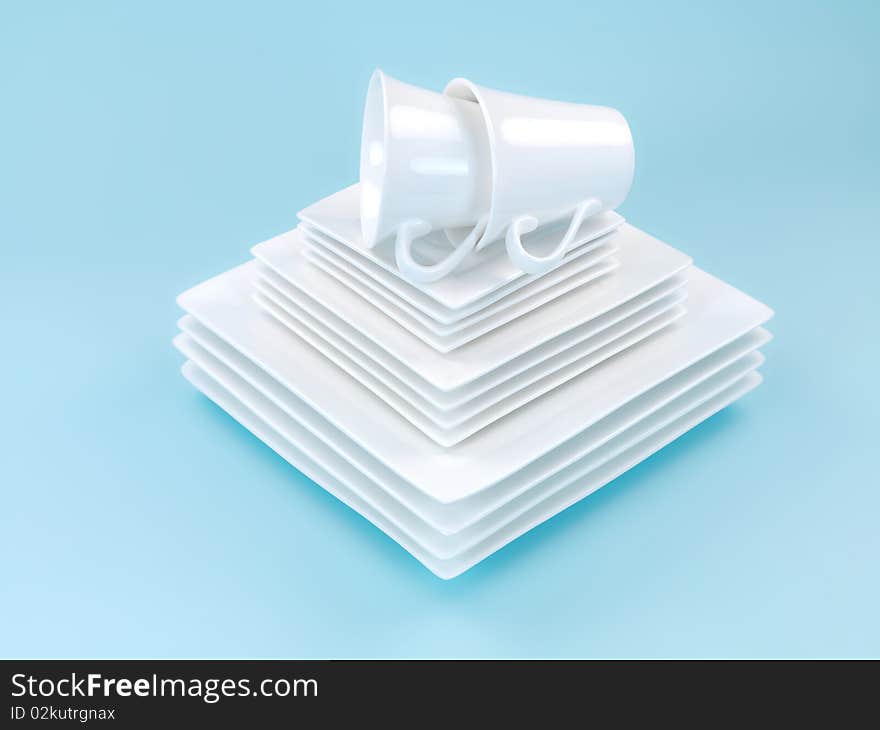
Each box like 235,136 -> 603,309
2,1 -> 878,658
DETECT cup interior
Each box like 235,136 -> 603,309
360,71 -> 387,247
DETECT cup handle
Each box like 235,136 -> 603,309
505,198 -> 603,275
395,217 -> 486,284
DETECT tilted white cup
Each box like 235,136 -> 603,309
445,78 -> 635,274
359,70 -> 493,283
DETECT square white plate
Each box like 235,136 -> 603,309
255,271 -> 688,411
297,183 -> 626,311
254,277 -> 686,427
304,240 -> 619,344
302,224 -> 618,328
183,359 -> 761,578
265,232 -> 617,352
175,317 -> 769,533
252,225 -> 692,382
176,257 -> 772,505
253,281 -> 686,445
178,334 -> 763,557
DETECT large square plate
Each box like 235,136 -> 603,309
176,259 -> 772,504
175,318 -> 769,533
182,359 -> 761,578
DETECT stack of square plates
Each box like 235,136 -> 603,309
175,184 -> 773,578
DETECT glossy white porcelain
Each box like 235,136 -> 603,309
254,274 -> 686,423
254,280 -> 686,444
252,225 -> 691,379
303,231 -> 618,336
253,273 -> 687,412
175,260 -> 773,504
182,358 -> 761,578
298,184 -> 625,311
360,70 -> 492,282
301,244 -> 618,351
446,77 -> 634,274
176,316 -> 768,535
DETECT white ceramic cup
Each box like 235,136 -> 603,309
359,70 -> 492,283
445,78 -> 635,274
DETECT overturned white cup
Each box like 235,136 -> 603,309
445,78 -> 634,275
359,70 -> 492,283
359,70 -> 635,282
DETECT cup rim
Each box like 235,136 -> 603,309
360,69 -> 390,248
444,77 -> 498,251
